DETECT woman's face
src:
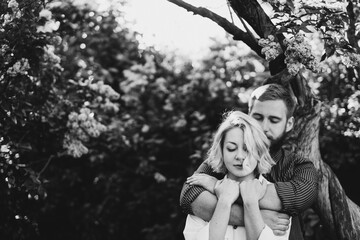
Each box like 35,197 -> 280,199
222,127 -> 257,182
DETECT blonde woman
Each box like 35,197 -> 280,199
183,111 -> 291,240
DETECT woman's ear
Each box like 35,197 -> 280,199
286,116 -> 294,133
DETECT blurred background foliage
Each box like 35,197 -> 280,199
0,0 -> 359,239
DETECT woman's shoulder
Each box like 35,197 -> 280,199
259,174 -> 272,184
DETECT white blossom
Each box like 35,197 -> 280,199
8,0 -> 19,10
63,107 -> 107,158
37,19 -> 60,33
7,58 -> 30,76
39,9 -> 52,20
154,172 -> 166,183
63,134 -> 89,158
301,0 -> 347,12
284,33 -> 319,75
89,81 -> 120,100
347,91 -> 360,111
43,45 -> 61,64
258,35 -> 282,61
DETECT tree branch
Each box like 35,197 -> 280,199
228,0 -> 278,38
227,0 -> 287,74
167,0 -> 264,57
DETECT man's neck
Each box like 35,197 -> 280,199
270,146 -> 283,163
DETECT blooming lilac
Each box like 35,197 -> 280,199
258,35 -> 282,61
7,58 -> 30,76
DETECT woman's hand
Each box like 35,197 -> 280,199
240,179 -> 267,204
214,178 -> 240,204
186,173 -> 219,193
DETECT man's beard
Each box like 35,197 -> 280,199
269,131 -> 287,154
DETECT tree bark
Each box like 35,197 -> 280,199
291,97 -> 360,240
167,0 -> 360,238
264,70 -> 360,239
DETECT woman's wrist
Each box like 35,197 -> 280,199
217,196 -> 233,208
242,196 -> 260,207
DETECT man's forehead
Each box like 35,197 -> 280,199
250,85 -> 270,100
250,99 -> 287,117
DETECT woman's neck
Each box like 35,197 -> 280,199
226,172 -> 256,183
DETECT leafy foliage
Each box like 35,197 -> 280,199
1,0 -> 360,239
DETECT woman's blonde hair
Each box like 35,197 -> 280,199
205,111 -> 274,175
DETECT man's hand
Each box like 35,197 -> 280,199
261,209 -> 290,236
186,173 -> 218,193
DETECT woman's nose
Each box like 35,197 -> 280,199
235,151 -> 246,162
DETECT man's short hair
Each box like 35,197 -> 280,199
248,84 -> 297,118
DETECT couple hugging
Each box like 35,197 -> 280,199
181,84 -> 318,240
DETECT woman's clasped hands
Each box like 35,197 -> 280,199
214,178 -> 240,205
187,173 -> 267,206
239,179 -> 267,204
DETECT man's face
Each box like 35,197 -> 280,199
249,99 -> 294,147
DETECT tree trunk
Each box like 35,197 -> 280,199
167,0 -> 360,238
285,77 -> 360,240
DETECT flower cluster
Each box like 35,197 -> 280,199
94,96 -> 120,113
63,107 -> 107,158
2,0 -> 22,26
63,135 -> 89,158
36,8 -> 60,33
89,81 -> 120,100
154,172 -> 166,183
43,45 -> 61,65
0,44 -> 10,58
258,35 -> 282,61
301,0 -> 347,12
347,91 -> 360,112
340,52 -> 360,68
39,9 -> 52,20
284,34 -> 319,76
7,58 -> 30,76
264,0 -> 287,11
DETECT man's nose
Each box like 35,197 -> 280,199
261,119 -> 270,132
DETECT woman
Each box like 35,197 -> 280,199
183,111 -> 291,240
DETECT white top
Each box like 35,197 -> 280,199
183,176 -> 291,240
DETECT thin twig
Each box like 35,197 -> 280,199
38,155 -> 55,177
226,0 -> 234,24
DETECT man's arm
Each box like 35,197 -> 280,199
179,162 -> 222,215
259,155 -> 318,215
259,184 -> 282,211
273,158 -> 319,215
191,190 -> 290,233
180,161 -> 287,225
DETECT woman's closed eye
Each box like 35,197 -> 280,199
226,147 -> 236,152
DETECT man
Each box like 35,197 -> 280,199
180,83 -> 318,239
